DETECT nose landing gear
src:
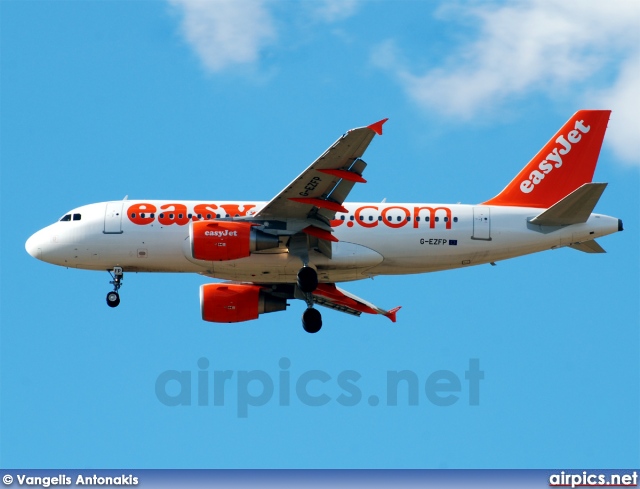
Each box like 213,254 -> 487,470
106,267 -> 123,308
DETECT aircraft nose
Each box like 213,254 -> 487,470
25,231 -> 43,260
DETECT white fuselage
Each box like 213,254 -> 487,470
25,200 -> 620,283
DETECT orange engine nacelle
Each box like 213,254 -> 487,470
200,283 -> 288,323
190,221 -> 279,261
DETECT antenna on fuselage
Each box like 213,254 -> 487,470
123,195 -> 129,200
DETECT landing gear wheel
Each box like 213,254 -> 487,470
297,266 -> 318,293
302,308 -> 322,334
106,291 -> 120,308
106,267 -> 124,308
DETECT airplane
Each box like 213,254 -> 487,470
25,110 -> 622,333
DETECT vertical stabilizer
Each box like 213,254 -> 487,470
483,110 -> 610,208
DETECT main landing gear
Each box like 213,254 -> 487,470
298,266 -> 322,334
106,267 -> 123,308
302,308 -> 322,334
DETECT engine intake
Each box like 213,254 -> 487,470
200,283 -> 288,323
190,221 -> 279,261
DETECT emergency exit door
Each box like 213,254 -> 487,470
104,202 -> 124,234
472,207 -> 491,240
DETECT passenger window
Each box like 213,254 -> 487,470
453,217 -> 458,222
340,215 -> 345,221
444,217 -> 449,222
416,216 -> 421,222
378,216 -> 382,221
359,216 -> 364,221
396,216 -> 401,222
368,216 -> 373,221
435,217 -> 439,222
60,214 -> 71,222
350,215 -> 354,221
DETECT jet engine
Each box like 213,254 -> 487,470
190,221 -> 279,261
200,283 -> 288,323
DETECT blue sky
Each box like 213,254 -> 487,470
1,0 -> 638,469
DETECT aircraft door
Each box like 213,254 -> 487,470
104,202 -> 124,234
472,207 -> 491,240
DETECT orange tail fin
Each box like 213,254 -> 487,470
483,110 -> 611,208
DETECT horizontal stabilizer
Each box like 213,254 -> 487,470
529,182 -> 607,226
569,239 -> 606,254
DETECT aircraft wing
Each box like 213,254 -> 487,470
309,283 -> 400,322
254,119 -> 388,223
205,280 -> 401,322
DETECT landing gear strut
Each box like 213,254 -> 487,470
297,266 -> 322,333
106,267 -> 123,308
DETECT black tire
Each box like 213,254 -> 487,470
302,308 -> 322,333
297,266 -> 318,293
106,291 -> 120,308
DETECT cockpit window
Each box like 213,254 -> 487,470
73,213 -> 81,221
59,214 -> 72,222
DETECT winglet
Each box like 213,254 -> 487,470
385,306 -> 401,323
367,118 -> 389,136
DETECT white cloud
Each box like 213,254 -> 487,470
167,0 -> 358,74
313,0 -> 360,22
168,0 -> 276,72
589,56 -> 640,165
374,0 -> 640,165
